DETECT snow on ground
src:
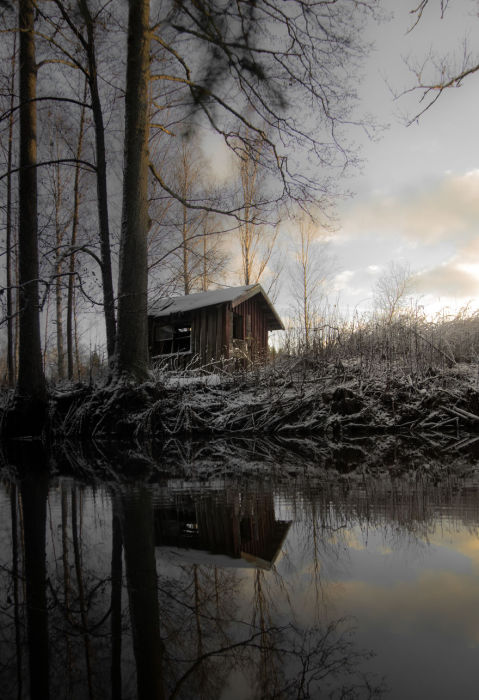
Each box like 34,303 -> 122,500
26,357 -> 479,483
162,373 -> 223,388
0,356 -> 476,483
48,358 -> 479,444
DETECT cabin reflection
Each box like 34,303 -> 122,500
154,489 -> 291,569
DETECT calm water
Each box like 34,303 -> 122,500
2,445 -> 479,698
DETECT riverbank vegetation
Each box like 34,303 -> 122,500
2,299 -> 479,466
12,304 -> 471,453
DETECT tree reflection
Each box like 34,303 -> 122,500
119,488 -> 165,699
10,482 -> 23,699
18,444 -> 50,700
0,449 -> 399,699
148,487 -> 385,699
111,496 -> 123,699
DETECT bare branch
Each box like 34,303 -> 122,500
0,96 -> 92,124
150,161 -> 244,219
0,159 -> 97,182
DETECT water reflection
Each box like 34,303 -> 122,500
3,445 -> 479,698
153,489 -> 291,569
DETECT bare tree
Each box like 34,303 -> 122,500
177,142 -> 199,295
374,261 -> 415,323
148,0 -> 379,211
148,138 -> 230,298
198,212 -> 229,292
289,217 -> 333,350
44,119 -> 73,381
1,0 -> 118,396
236,134 -> 278,287
167,141 -> 213,295
67,82 -> 88,381
48,0 -> 117,359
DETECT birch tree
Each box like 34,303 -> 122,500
148,140 -> 228,297
236,135 -> 278,287
170,141 -> 209,295
289,218 -> 332,350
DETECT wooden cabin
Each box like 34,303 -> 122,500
148,284 -> 284,366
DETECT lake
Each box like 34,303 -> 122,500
1,440 -> 479,698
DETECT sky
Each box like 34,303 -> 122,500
316,0 -> 479,319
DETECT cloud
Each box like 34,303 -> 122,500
331,170 -> 479,308
333,270 -> 355,288
341,170 -> 479,246
414,262 -> 479,298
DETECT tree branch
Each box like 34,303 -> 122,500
0,96 -> 91,124
0,158 -> 96,181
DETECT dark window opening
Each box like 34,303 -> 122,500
233,313 -> 243,340
154,324 -> 191,354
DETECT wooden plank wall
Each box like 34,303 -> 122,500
191,305 -> 227,365
234,297 -> 269,360
191,313 -> 200,359
225,307 -> 232,355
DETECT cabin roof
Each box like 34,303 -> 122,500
149,284 -> 284,331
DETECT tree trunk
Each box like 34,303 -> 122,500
116,0 -> 151,382
54,158 -> 65,380
16,0 -> 47,416
182,204 -> 190,295
78,0 -> 116,359
6,37 -> 16,387
202,232 -> 208,292
74,299 -> 81,380
67,82 -> 87,380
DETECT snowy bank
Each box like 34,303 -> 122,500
47,360 -> 479,458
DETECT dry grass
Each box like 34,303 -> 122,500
277,305 -> 479,379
